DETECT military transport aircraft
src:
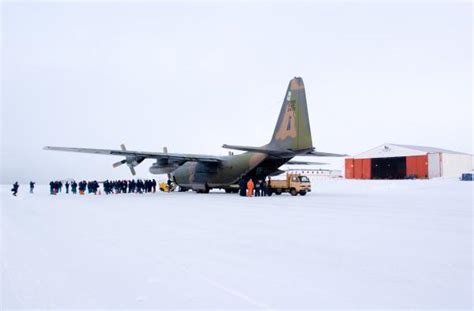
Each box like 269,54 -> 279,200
45,77 -> 344,193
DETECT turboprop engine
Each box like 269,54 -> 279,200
149,161 -> 179,174
148,147 -> 179,175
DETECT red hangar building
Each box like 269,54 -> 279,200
345,144 -> 473,180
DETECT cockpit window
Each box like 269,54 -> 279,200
299,176 -> 310,182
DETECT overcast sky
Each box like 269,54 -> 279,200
1,1 -> 472,183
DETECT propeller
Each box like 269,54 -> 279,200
112,159 -> 126,168
112,144 -> 139,176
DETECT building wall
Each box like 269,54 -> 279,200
428,153 -> 441,178
441,153 -> 473,177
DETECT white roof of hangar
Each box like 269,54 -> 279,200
390,144 -> 470,155
352,143 -> 470,159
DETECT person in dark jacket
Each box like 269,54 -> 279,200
136,179 -> 143,193
261,179 -> 267,196
29,181 -> 35,193
239,177 -> 247,197
71,181 -> 77,194
65,181 -> 70,194
11,182 -> 19,196
255,180 -> 261,197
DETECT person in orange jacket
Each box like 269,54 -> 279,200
247,178 -> 254,197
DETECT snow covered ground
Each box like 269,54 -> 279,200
1,178 -> 472,309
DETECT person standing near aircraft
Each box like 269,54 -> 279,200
79,181 -> 86,195
255,180 -> 261,197
261,180 -> 267,196
136,179 -> 143,193
11,182 -> 19,196
239,177 -> 247,197
29,181 -> 35,193
49,181 -> 54,195
247,179 -> 254,197
71,181 -> 77,194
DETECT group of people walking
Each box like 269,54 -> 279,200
49,180 -> 84,194
77,180 -> 99,194
47,179 -> 158,195
103,179 -> 157,194
239,178 -> 270,197
49,180 -> 66,194
11,177 -> 272,197
11,179 -> 157,196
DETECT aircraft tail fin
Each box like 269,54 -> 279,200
269,77 -> 313,152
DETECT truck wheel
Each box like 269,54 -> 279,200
267,190 -> 273,196
225,189 -> 232,194
275,189 -> 282,195
299,190 -> 307,196
290,188 -> 298,196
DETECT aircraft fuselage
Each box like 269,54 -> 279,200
170,152 -> 292,190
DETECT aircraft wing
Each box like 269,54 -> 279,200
305,151 -> 348,157
44,146 -> 222,163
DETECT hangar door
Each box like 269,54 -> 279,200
371,157 -> 406,179
345,159 -> 354,179
406,155 -> 428,179
345,159 -> 371,179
